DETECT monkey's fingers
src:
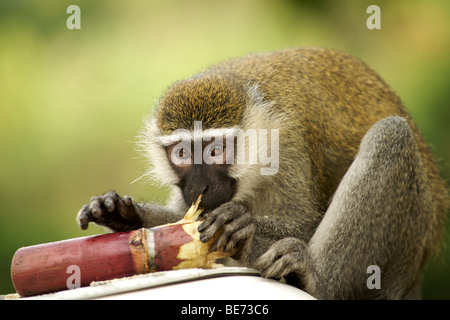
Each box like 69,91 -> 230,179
97,191 -> 122,215
77,204 -> 94,230
100,191 -> 136,218
258,255 -> 296,279
198,207 -> 234,243
114,194 -> 140,221
77,202 -> 111,230
88,197 -> 104,218
198,218 -> 220,242
210,215 -> 254,252
77,191 -> 142,232
198,202 -> 249,243
254,238 -> 306,279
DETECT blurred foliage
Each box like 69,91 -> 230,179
1,0 -> 449,298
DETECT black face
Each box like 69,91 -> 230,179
166,137 -> 237,211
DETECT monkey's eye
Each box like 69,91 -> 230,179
175,147 -> 190,159
169,143 -> 192,166
204,142 -> 226,165
208,143 -> 224,157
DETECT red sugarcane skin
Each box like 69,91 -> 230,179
11,232 -> 141,297
10,224 -> 203,297
152,224 -> 193,271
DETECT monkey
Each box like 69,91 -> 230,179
76,47 -> 448,299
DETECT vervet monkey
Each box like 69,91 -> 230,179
77,48 -> 448,299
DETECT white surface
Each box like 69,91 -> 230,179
22,267 -> 315,300
97,275 -> 314,300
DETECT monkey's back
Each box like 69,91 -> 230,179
209,48 -> 407,157
205,47 -> 448,252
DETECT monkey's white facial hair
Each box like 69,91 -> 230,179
138,84 -> 286,203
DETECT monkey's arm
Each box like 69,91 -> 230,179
255,116 -> 432,299
76,190 -> 183,232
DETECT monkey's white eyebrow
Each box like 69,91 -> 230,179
157,127 -> 239,146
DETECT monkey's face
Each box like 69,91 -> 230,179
149,75 -> 252,210
165,136 -> 237,212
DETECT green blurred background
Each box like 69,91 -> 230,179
1,0 -> 449,298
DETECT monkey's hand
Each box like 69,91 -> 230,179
76,191 -> 143,232
254,237 -> 312,281
198,201 -> 255,255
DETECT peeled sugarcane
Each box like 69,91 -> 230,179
11,195 -> 231,297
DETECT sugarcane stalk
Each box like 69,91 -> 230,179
10,195 -> 230,297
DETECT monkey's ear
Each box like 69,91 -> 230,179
137,116 -> 180,186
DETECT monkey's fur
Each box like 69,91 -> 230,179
77,48 -> 448,299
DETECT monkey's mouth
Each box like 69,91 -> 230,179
186,191 -> 233,219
